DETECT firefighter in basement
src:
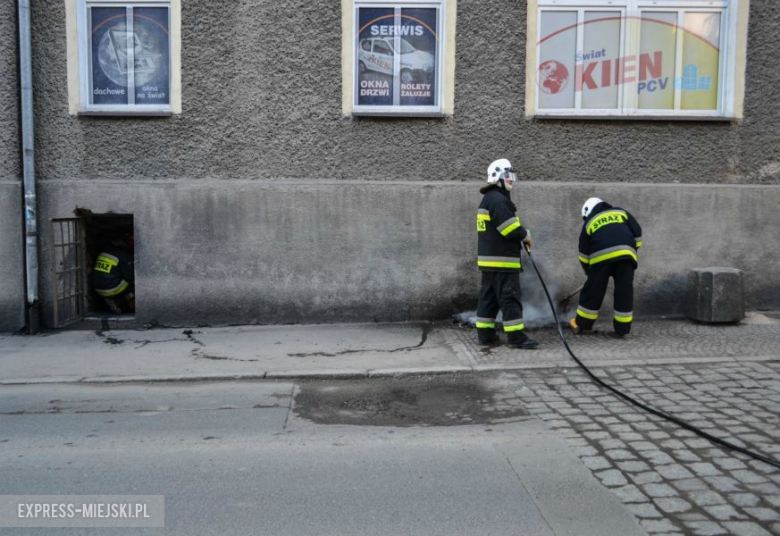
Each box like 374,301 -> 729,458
476,159 -> 539,350
571,197 -> 643,337
91,234 -> 136,314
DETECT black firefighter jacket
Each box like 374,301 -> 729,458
578,202 -> 643,272
477,186 -> 530,272
91,247 -> 135,297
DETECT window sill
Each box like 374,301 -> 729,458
77,108 -> 173,117
351,108 -> 447,118
530,112 -> 736,122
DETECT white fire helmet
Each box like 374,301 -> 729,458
486,159 -> 517,190
582,197 -> 604,220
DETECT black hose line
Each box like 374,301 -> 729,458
524,248 -> 780,470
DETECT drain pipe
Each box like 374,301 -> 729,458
18,0 -> 40,334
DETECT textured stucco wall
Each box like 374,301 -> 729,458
0,7 -> 19,182
0,8 -> 25,332
38,181 -> 780,328
29,0 -> 780,184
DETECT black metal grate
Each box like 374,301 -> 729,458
51,218 -> 86,328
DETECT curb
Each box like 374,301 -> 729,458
1,355 -> 778,386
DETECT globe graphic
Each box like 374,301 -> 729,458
538,60 -> 569,95
97,21 -> 163,88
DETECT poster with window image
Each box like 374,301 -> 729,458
89,5 -> 170,107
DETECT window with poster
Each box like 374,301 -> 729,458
353,0 -> 445,116
74,0 -> 176,115
528,0 -> 748,119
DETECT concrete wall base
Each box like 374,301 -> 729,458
32,180 -> 780,328
0,182 -> 26,332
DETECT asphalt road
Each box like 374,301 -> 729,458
0,378 -> 644,536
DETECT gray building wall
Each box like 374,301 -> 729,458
38,181 -> 780,327
3,0 -> 779,329
29,0 -> 780,184
0,8 -> 25,332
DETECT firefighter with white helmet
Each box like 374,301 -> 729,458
571,197 -> 643,337
474,158 -> 538,349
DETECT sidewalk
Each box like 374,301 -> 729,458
0,313 -> 778,385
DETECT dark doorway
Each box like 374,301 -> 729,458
78,211 -> 136,317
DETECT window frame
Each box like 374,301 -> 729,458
76,0 -> 173,116
351,0 -> 446,117
531,0 -> 741,120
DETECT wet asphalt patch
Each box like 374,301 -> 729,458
292,374 -> 528,427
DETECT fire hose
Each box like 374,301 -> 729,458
523,245 -> 780,469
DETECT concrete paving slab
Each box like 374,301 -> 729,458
368,365 -> 472,378
0,381 -> 294,415
0,380 -> 648,536
0,323 -> 470,384
495,420 -> 648,536
80,374 -> 269,384
265,369 -> 368,379
1,318 -> 778,385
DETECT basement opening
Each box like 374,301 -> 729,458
79,210 -> 136,319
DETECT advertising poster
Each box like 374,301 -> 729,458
357,7 -> 395,106
91,7 -> 128,105
90,7 -> 170,106
639,13 -> 678,110
538,11 -> 720,111
357,7 -> 438,107
681,12 -> 720,110
538,11 -> 576,109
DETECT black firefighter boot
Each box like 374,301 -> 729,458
477,328 -> 501,347
507,331 -> 539,350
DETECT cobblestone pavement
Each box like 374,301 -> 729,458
450,318 -> 780,368
488,360 -> 780,535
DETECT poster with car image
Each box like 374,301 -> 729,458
357,7 -> 437,107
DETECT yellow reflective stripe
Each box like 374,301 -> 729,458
636,241 -> 643,248
477,213 -> 491,221
589,249 -> 638,265
95,280 -> 129,297
578,255 -> 590,264
476,322 -> 496,329
94,254 -> 119,274
478,261 -> 522,269
500,220 -> 521,237
577,308 -> 599,320
614,314 -> 633,323
503,323 -> 525,332
587,211 -> 628,235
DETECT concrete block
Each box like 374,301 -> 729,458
368,365 -> 472,378
686,268 -> 745,323
80,374 -> 267,384
264,369 -> 368,380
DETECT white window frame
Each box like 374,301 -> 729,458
351,0 -> 446,117
531,0 -> 743,120
75,0 -> 173,116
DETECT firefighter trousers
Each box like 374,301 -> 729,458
476,271 -> 526,344
576,260 -> 634,335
